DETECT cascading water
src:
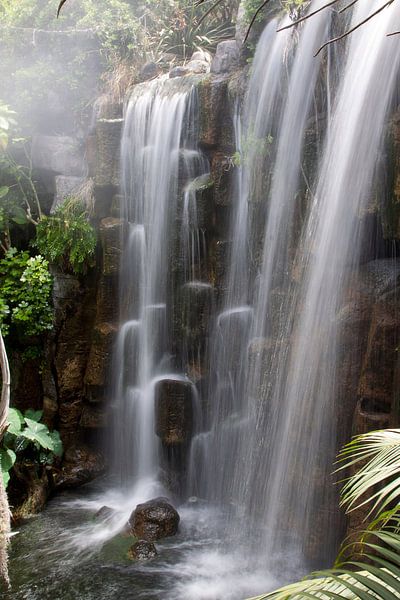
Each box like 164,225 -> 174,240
188,0 -> 400,588
14,5 -> 400,600
111,77 -> 210,500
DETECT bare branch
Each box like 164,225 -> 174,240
387,30 -> 400,36
57,0 -> 68,18
0,333 -> 10,439
194,0 -> 226,29
338,0 -> 359,14
277,0 -> 341,33
314,0 -> 395,56
244,0 -> 272,43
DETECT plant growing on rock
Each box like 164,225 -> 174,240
34,197 -> 97,275
0,249 -> 53,338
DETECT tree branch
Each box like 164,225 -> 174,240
314,0 -> 395,56
277,0 -> 341,33
244,0 -> 272,43
0,332 -> 10,438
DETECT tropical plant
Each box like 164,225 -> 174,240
249,428 -> 400,599
0,407 -> 63,489
34,197 -> 97,275
0,248 -> 53,337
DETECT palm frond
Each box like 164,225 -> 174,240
336,429 -> 400,521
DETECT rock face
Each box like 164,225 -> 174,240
129,498 -> 180,541
139,62 -> 161,82
94,118 -> 123,187
155,379 -> 193,445
52,175 -> 85,212
127,540 -> 158,561
210,40 -> 240,74
32,135 -> 85,176
55,444 -> 106,489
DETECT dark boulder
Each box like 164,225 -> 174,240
127,540 -> 158,561
129,497 -> 180,541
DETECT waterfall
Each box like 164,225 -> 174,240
189,0 -> 400,584
63,3 -> 400,597
111,77 -> 208,498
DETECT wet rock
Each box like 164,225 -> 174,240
95,273 -> 119,324
197,77 -> 234,150
80,404 -> 107,428
127,540 -> 158,561
181,282 -> 214,353
95,506 -> 115,520
42,396 -> 58,430
155,379 -> 193,445
52,273 -> 81,302
111,193 -> 123,217
169,66 -> 191,78
129,497 -> 180,541
188,174 -> 214,229
92,185 -> 114,221
382,109 -> 400,239
94,119 -> 123,187
185,59 -> 210,74
55,444 -> 105,489
212,239 -> 231,296
211,153 -> 234,206
191,50 -> 212,64
32,135 -> 85,176
99,217 -> 125,276
210,40 -> 240,74
84,322 -> 118,391
52,175 -> 85,212
139,62 -> 161,82
358,288 -> 400,408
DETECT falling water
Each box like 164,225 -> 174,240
189,0 -> 400,586
110,77 -> 208,503
44,3 -> 400,599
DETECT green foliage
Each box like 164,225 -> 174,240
149,0 -> 235,59
0,407 -> 63,488
34,198 -> 97,275
0,248 -> 53,337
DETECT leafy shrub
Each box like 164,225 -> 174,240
34,198 -> 97,275
0,407 -> 63,488
0,248 -> 53,337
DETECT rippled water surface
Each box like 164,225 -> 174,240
6,484 -> 279,600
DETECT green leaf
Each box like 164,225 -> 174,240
0,448 -> 16,490
22,417 -> 56,451
0,448 -> 16,472
48,430 -> 63,457
11,206 -> 29,225
24,409 -> 43,422
0,186 -> 9,199
7,407 -> 24,435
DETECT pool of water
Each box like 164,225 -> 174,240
6,483 -> 279,600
